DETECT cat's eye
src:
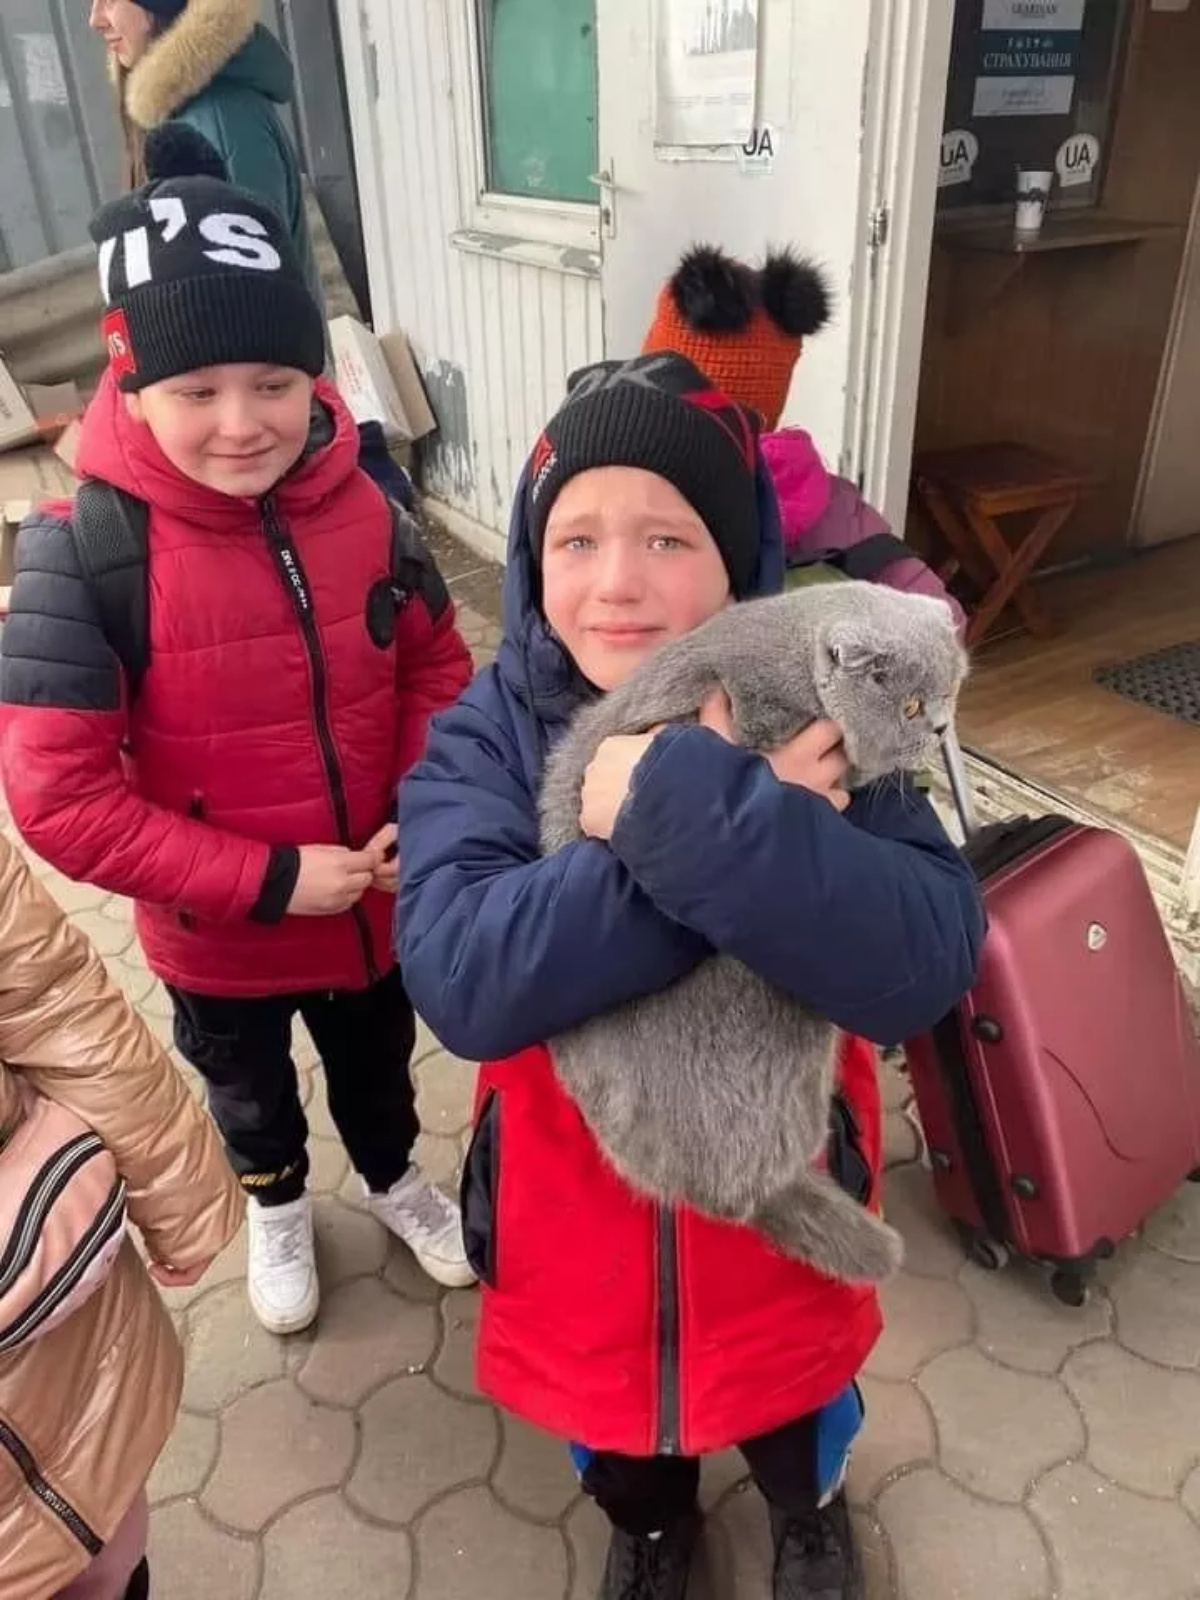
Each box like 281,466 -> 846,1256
903,698 -> 923,720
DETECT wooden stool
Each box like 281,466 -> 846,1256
912,443 -> 1098,648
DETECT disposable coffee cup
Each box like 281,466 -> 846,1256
1015,169 -> 1053,236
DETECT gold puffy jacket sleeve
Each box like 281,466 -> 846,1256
0,836 -> 243,1269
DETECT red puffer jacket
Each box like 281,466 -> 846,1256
0,374 -> 472,996
463,1033 -> 883,1456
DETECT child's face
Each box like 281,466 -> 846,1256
127,365 -> 315,498
89,0 -> 156,67
541,466 -> 732,691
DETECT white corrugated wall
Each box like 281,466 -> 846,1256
337,0 -> 603,559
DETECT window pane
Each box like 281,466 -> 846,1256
480,0 -> 598,205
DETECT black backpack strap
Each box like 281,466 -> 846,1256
70,481 -> 151,705
823,531 -> 916,583
387,499 -> 451,623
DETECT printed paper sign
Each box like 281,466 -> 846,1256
982,0 -> 1086,27
973,74 -> 1075,117
1056,131 -> 1100,187
738,123 -> 778,174
939,129 -> 980,188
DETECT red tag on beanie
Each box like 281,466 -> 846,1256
101,308 -> 138,380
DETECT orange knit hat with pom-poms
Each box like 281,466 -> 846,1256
642,244 -> 832,430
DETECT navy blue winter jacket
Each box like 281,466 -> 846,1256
396,461 -> 985,1062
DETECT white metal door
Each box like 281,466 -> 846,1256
595,0 -> 877,464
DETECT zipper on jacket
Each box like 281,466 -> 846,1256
260,496 -> 379,983
0,1419 -> 102,1555
656,1203 -> 681,1454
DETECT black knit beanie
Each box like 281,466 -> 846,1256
527,352 -> 762,598
134,0 -> 188,20
88,127 -> 324,393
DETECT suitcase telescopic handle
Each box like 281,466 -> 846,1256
941,730 -> 980,840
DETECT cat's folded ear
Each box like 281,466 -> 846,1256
825,623 -> 888,678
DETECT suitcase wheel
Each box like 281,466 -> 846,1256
1189,1169 -> 1200,1184
1049,1268 -> 1090,1309
956,1223 -> 1009,1273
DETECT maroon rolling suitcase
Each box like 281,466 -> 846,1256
904,738 -> 1200,1306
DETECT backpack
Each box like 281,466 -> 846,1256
69,480 -> 449,704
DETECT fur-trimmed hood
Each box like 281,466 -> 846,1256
121,0 -> 288,130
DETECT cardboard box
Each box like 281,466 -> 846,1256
329,316 -> 413,444
0,359 -> 38,451
378,332 -> 437,441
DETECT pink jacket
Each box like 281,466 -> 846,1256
762,429 -> 967,634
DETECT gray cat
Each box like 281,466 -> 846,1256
539,582 -> 967,1284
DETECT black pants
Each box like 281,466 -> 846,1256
582,1412 -> 822,1536
169,966 -> 419,1206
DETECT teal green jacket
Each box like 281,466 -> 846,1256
169,28 -> 321,308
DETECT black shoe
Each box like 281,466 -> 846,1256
124,1557 -> 150,1600
769,1493 -> 862,1600
601,1510 -> 699,1599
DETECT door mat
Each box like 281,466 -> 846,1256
1093,639 -> 1200,728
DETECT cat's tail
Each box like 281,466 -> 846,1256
751,1173 -> 903,1284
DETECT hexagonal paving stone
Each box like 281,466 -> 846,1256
705,1481 -> 773,1597
181,1280 -> 286,1413
848,1378 -> 936,1507
297,1276 -> 438,1406
415,1050 -> 478,1138
959,1258 -> 1113,1374
349,1375 -> 498,1524
882,1110 -> 920,1171
699,1450 -> 750,1512
70,905 -> 138,958
203,1379 -> 355,1531
1143,1180 -> 1200,1265
304,1069 -> 338,1139
382,1235 -> 445,1304
415,1485 -> 569,1600
156,1226 -> 248,1314
865,1274 -> 974,1382
413,1130 -> 461,1189
854,1510 -> 899,1600
1029,1462 -> 1200,1600
147,1502 -> 258,1600
1106,1247 -> 1200,1369
261,1493 -> 412,1600
307,1135 -> 350,1195
877,1469 -> 1049,1599
917,1346 -> 1084,1503
313,1196 -> 388,1287
565,1495 -> 610,1600
879,1167 -> 965,1279
491,1413 -> 580,1522
432,1288 -> 483,1400
38,869 -> 110,913
1061,1342 -> 1200,1498
147,1410 -> 219,1504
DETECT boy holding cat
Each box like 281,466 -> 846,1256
396,353 -> 984,1600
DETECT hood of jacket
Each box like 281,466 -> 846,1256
495,446 -> 786,730
75,370 -> 358,531
124,0 -> 290,130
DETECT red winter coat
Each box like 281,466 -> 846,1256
0,374 -> 471,996
465,1035 -> 883,1456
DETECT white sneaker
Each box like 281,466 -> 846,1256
246,1194 -> 319,1334
365,1166 -> 477,1289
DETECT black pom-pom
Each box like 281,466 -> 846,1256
144,123 -> 228,184
668,244 -> 757,333
759,249 -> 832,338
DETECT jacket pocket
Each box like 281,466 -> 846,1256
826,1092 -> 872,1205
459,1089 -> 500,1288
